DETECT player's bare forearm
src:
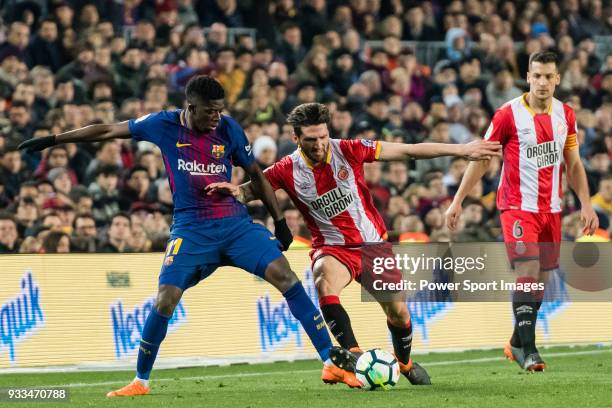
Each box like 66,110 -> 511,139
383,142 -> 465,160
377,140 -> 501,161
245,163 -> 283,221
565,150 -> 592,207
56,122 -> 131,143
18,121 -> 131,153
453,160 -> 490,203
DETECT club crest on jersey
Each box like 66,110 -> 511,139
212,145 -> 225,158
309,187 -> 355,219
337,166 -> 349,181
525,141 -> 560,169
360,139 -> 375,148
557,124 -> 566,136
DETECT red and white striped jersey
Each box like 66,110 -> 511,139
264,139 -> 387,248
484,94 -> 578,213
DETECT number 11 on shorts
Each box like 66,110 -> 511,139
164,238 -> 183,265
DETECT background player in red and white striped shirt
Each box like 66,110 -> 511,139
208,103 -> 501,386
445,52 -> 599,372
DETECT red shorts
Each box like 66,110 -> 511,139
500,210 -> 561,271
309,243 -> 402,284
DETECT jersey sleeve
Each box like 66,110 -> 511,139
263,160 -> 286,191
128,111 -> 165,145
226,116 -> 255,168
339,139 -> 381,163
563,104 -> 578,151
483,107 -> 511,145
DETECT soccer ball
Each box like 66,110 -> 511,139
355,349 -> 401,390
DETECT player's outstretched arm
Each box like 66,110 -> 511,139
18,121 -> 131,153
445,160 -> 490,231
376,140 -> 502,161
564,148 -> 599,236
243,163 -> 293,250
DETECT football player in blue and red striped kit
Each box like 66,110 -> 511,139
19,76 -> 360,396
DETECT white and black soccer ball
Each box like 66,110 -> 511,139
355,349 -> 401,390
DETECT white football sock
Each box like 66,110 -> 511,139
134,376 -> 150,387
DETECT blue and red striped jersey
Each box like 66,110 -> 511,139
128,110 -> 254,221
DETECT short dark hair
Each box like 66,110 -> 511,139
111,212 -> 131,227
280,22 -> 300,33
0,211 -> 16,224
185,75 -> 225,103
127,165 -> 149,179
74,213 -> 95,227
601,173 -> 612,183
95,163 -> 120,177
10,100 -> 28,109
39,17 -> 57,27
529,51 -> 558,68
287,103 -> 330,136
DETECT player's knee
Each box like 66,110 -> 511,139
155,286 -> 182,317
515,260 -> 540,279
264,257 -> 299,292
385,304 -> 410,327
314,274 -> 335,296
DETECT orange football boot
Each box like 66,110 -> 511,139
106,379 -> 150,397
321,363 -> 362,388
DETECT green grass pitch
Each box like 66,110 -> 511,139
0,345 -> 610,408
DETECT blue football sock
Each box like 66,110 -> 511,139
284,281 -> 332,361
136,308 -> 170,380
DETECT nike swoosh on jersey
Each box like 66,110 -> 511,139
176,142 -> 192,148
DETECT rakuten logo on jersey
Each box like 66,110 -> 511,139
525,141 -> 560,169
178,159 -> 227,176
309,187 -> 355,218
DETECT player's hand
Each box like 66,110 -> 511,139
462,140 -> 502,161
580,204 -> 599,236
273,218 -> 293,251
205,182 -> 241,199
445,200 -> 463,231
18,135 -> 56,153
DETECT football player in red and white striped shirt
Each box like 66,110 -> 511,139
208,102 -> 501,386
446,51 -> 598,372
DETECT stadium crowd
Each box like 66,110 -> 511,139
0,0 -> 610,254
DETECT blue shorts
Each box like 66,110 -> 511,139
159,216 -> 283,290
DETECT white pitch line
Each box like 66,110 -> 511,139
35,348 -> 612,389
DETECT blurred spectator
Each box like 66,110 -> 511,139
27,18 -> 63,72
99,212 -> 132,253
19,236 -> 41,254
72,213 -> 99,253
0,146 -> 31,199
277,22 -> 306,74
89,164 -> 126,225
214,47 -> 245,106
42,230 -> 71,253
122,165 -> 155,203
14,197 -> 38,236
253,136 -> 278,169
0,22 -> 30,63
454,198 -> 496,242
592,174 -> 612,219
486,63 -> 523,110
0,212 -> 19,253
402,5 -> 440,42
